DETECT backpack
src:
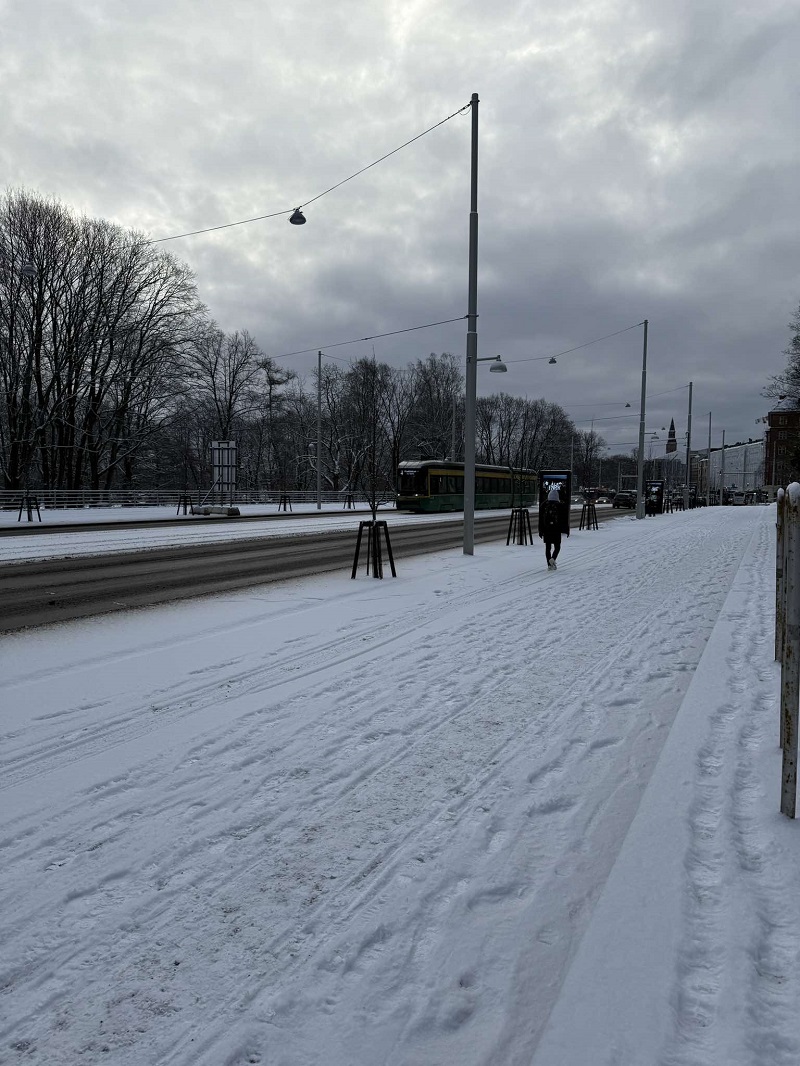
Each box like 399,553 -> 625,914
542,499 -> 561,533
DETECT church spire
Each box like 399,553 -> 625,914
666,418 -> 677,453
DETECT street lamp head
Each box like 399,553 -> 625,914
625,402 -> 631,407
548,357 -> 557,364
288,208 -> 307,225
489,355 -> 507,373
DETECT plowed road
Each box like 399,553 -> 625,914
0,509 -> 621,631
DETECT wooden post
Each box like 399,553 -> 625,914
776,488 -> 785,663
780,483 -> 800,817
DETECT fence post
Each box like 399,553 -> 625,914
776,487 -> 785,664
780,483 -> 800,817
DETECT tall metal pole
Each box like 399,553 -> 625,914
720,429 -> 726,503
706,411 -> 712,506
463,92 -> 479,555
683,381 -> 693,509
317,350 -> 322,510
635,319 -> 648,519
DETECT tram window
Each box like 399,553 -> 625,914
399,468 -> 428,494
446,476 -> 457,493
429,475 -> 441,493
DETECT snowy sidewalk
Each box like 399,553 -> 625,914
2,504 -> 797,1066
532,505 -> 800,1066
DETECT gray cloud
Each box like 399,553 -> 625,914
2,0 -> 798,450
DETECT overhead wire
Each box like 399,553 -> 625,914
271,315 -> 467,360
503,321 -> 645,364
150,101 -> 472,244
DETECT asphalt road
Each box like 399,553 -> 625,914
0,508 -> 623,632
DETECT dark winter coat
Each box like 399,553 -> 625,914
538,498 -> 570,539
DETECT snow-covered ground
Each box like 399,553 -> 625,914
2,505 -> 797,1066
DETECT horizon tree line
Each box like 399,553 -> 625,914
2,187 -> 631,496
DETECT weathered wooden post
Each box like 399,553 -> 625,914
780,483 -> 800,817
776,487 -> 785,664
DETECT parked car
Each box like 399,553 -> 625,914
612,491 -> 637,509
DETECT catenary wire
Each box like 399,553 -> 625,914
150,102 -> 472,244
271,316 -> 468,360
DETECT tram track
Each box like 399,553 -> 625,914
0,508 -> 622,632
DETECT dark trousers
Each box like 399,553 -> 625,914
544,533 -> 561,561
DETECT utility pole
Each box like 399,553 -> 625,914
683,381 -> 693,509
317,351 -> 322,510
635,320 -> 648,519
463,92 -> 480,555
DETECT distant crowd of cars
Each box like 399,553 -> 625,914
571,490 -> 638,508
575,488 -> 767,509
567,490 -> 637,508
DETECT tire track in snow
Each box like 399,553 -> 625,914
155,517 -> 756,1065
0,521 -> 669,794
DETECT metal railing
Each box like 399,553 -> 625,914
0,489 -> 385,510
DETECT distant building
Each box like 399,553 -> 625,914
708,441 -> 764,494
764,406 -> 800,486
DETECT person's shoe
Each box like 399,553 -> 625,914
551,559 -> 557,570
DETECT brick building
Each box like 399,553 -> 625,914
764,407 -> 800,487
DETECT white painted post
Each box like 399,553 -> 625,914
780,482 -> 800,817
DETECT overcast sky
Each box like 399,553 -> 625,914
3,0 -> 798,453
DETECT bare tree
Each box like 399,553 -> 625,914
0,188 -> 204,490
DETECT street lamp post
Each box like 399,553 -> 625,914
635,319 -> 649,519
317,350 -> 322,510
683,380 -> 693,510
464,354 -> 507,553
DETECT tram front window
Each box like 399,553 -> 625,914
399,468 -> 427,496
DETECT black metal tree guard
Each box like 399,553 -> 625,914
17,492 -> 41,523
176,491 -> 193,515
351,520 -> 397,579
506,507 -> 534,545
579,500 -> 599,530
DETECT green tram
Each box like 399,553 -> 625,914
396,460 -> 537,513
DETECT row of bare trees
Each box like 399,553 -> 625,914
0,188 -> 206,490
2,188 -> 612,497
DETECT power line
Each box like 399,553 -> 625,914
503,321 -> 645,365
271,315 -> 467,360
151,101 -> 472,244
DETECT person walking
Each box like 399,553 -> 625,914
538,486 -> 570,569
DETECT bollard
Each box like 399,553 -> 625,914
780,483 -> 800,817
